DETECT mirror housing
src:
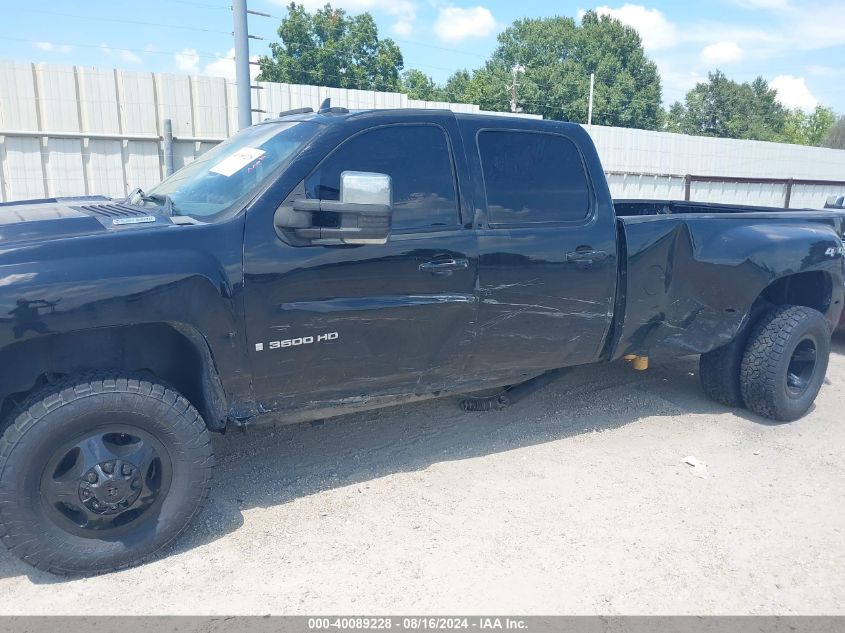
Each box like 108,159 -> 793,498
275,171 -> 393,246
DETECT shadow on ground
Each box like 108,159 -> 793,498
5,340 -> 838,583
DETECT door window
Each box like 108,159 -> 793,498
305,125 -> 459,231
477,130 -> 591,225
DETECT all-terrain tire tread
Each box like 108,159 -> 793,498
0,372 -> 214,576
740,305 -> 828,421
700,343 -> 745,407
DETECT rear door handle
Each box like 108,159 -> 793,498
566,250 -> 608,262
419,258 -> 469,275
565,250 -> 608,268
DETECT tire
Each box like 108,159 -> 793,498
700,337 -> 748,407
0,374 -> 214,575
699,302 -> 768,407
740,305 -> 831,422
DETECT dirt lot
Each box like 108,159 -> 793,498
1,336 -> 844,615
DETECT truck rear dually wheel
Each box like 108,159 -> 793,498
700,337 -> 748,407
0,374 -> 213,575
699,302 -> 769,408
740,305 -> 830,422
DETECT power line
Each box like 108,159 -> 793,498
9,34 -> 472,77
10,6 -> 490,62
4,9 -> 603,113
6,37 -> 233,62
12,8 -> 233,35
8,7 -> 502,101
253,7 -> 489,60
169,0 -> 231,9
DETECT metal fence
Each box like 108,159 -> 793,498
1,60 -> 844,208
590,124 -> 845,208
0,60 -> 539,202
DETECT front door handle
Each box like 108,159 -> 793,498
565,250 -> 608,268
419,258 -> 469,276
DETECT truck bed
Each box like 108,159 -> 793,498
610,199 -> 845,361
614,199 -> 832,217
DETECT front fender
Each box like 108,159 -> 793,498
0,219 -> 251,404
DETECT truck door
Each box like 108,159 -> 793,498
242,117 -> 478,412
463,121 -> 618,382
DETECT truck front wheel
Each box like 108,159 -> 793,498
0,374 -> 213,575
740,305 -> 830,422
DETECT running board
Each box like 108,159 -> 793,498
460,367 -> 572,412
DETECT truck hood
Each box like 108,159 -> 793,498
0,197 -> 173,245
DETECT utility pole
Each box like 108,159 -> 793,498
232,0 -> 252,130
232,1 -> 270,129
588,73 -> 595,126
509,63 -> 525,114
163,119 -> 174,177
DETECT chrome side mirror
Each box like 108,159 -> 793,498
275,171 -> 393,246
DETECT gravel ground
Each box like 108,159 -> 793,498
1,336 -> 844,615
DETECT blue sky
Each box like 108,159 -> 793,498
5,0 -> 845,111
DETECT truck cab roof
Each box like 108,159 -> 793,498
264,107 -> 561,131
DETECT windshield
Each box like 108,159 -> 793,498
147,121 -> 319,218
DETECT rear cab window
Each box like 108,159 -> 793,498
477,130 -> 591,226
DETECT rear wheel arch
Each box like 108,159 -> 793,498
757,270 -> 833,316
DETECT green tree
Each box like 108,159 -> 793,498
395,68 -> 478,103
401,69 -> 445,101
257,3 -> 404,91
443,70 -> 473,104
783,106 -> 837,146
665,102 -> 685,133
822,115 -> 845,149
464,12 -> 662,128
666,71 -> 789,141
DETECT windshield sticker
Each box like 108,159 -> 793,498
210,147 -> 267,177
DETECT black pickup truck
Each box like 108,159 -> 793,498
0,108 -> 843,575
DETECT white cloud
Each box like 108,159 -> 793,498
100,42 -> 142,64
731,0 -> 790,9
204,50 -> 238,81
271,0 -> 417,38
434,6 -> 497,43
392,19 -> 414,37
168,47 -> 259,81
699,41 -> 744,64
807,65 -> 845,77
34,41 -> 72,54
788,4 -> 845,50
684,23 -> 782,47
202,48 -> 260,82
593,4 -> 678,50
174,48 -> 200,72
770,74 -> 819,111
